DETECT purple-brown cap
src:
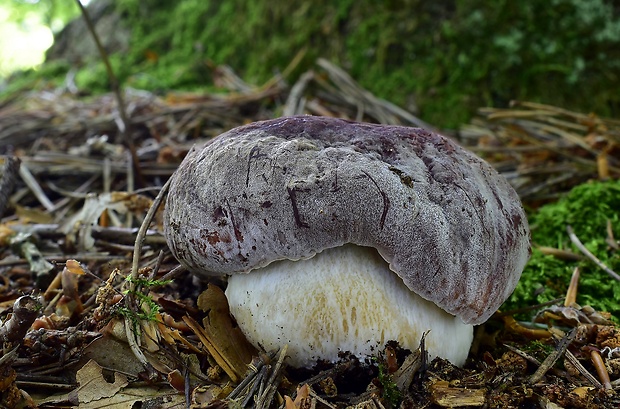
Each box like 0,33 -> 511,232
164,115 -> 531,325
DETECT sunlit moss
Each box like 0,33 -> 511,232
504,180 -> 620,320
5,0 -> 620,129
0,0 -> 80,78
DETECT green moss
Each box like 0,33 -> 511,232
374,358 -> 402,408
5,0 -> 620,128
521,340 -> 555,361
0,61 -> 70,98
504,180 -> 620,319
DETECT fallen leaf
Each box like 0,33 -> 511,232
70,359 -> 129,403
196,284 -> 257,380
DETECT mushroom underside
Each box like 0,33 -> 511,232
225,244 -> 474,368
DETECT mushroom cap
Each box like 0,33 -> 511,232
164,115 -> 531,325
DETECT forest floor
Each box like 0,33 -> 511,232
0,60 -> 619,408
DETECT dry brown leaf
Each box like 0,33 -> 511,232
70,359 -> 129,403
81,335 -> 146,377
196,284 -> 257,379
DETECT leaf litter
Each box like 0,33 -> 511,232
0,59 -> 619,408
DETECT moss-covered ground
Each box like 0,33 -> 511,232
5,0 -> 620,129
505,180 -> 620,320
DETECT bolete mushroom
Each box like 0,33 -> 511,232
164,116 -> 530,367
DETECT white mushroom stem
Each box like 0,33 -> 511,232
225,244 -> 473,368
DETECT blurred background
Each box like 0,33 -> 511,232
2,0 -> 619,129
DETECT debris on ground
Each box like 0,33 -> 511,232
0,60 -> 619,408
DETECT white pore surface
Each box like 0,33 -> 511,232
225,244 -> 473,368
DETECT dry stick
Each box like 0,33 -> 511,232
606,219 -> 619,250
73,0 -> 129,141
371,395 -> 388,409
148,250 -> 166,281
19,162 -> 55,212
130,179 -> 171,282
567,225 -> 620,281
564,350 -> 603,389
283,70 -> 315,116
0,296 -> 41,344
0,156 -> 20,217
243,367 -> 268,407
309,388 -> 338,409
503,343 -> 542,367
7,223 -> 166,245
316,58 -> 435,130
256,346 -> 289,409
529,329 -> 576,384
124,178 -> 171,369
564,267 -> 580,306
590,349 -> 612,390
0,346 -> 19,366
159,265 -> 187,282
126,150 -> 135,227
228,350 -> 279,402
74,0 -> 148,189
537,246 -> 583,261
495,298 -> 564,318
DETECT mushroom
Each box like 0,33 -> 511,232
164,116 -> 531,367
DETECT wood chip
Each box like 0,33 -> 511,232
429,380 -> 486,407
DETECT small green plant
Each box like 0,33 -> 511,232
125,275 -> 173,289
117,275 -> 172,331
374,357 -> 402,408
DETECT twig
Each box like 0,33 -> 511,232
316,58 -> 436,130
264,345 -> 288,392
564,350 -> 603,389
7,223 -> 166,245
0,156 -> 20,217
502,316 -> 551,339
564,267 -> 579,306
537,246 -> 583,261
283,70 -> 315,116
74,0 -> 130,142
309,387 -> 338,409
567,225 -> 620,281
73,0 -> 151,189
0,296 -> 41,344
122,312 -> 152,374
242,366 -> 268,407
228,350 -> 279,403
606,219 -> 619,250
0,346 -> 19,366
502,343 -> 542,366
123,178 -> 171,371
149,250 -> 166,280
129,179 -> 171,282
298,357 -> 357,389
495,298 -> 564,317
9,232 -> 55,277
529,329 -> 576,384
159,264 -> 187,282
0,254 -> 127,268
590,349 -> 612,390
18,162 -> 55,212
256,345 -> 289,409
